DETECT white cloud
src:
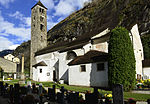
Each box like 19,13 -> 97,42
54,1 -> 75,16
8,44 -> 19,50
9,11 -> 31,27
54,0 -> 91,16
0,10 -> 30,51
0,36 -> 13,51
9,11 -> 24,20
35,0 -> 55,10
57,17 -> 64,22
76,0 -> 92,8
0,36 -> 19,51
0,0 -> 15,8
24,17 -> 31,27
47,15 -> 57,29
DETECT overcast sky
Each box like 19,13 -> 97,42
0,0 -> 91,51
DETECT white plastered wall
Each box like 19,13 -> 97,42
143,67 -> 150,79
69,62 -> 108,87
131,24 -> 144,78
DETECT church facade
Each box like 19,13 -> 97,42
30,1 -> 144,87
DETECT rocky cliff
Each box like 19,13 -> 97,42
47,0 -> 150,44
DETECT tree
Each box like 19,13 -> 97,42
108,27 -> 136,91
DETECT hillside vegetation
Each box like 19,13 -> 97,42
47,0 -> 150,44
12,40 -> 30,73
11,0 -> 150,72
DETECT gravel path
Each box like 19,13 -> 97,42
132,90 -> 150,94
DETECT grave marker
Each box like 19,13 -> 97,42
112,84 -> 124,104
39,83 -> 43,95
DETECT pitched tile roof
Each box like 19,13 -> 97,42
35,30 -> 110,56
68,50 -> 108,66
32,61 -> 47,68
35,38 -> 89,56
31,1 -> 47,9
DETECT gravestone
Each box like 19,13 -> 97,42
3,83 -> 9,97
57,86 -> 66,104
39,83 -> 43,95
27,81 -> 31,86
93,88 -> 99,104
48,88 -> 56,101
27,85 -> 32,94
57,92 -> 65,104
14,84 -> 20,104
85,93 -> 95,104
9,85 -> 14,104
32,83 -> 36,93
20,86 -> 27,95
68,92 -> 79,104
112,84 -> 124,104
0,81 -> 4,95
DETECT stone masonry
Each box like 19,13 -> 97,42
30,1 -> 47,79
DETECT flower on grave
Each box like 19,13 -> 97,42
79,93 -> 83,98
86,90 -> 91,93
40,93 -> 44,97
104,94 -> 112,98
143,79 -> 150,86
79,93 -> 84,102
107,94 -> 112,98
128,98 -> 136,103
7,78 -> 13,80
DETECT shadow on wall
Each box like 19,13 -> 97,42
90,63 -> 97,87
53,60 -> 59,82
60,69 -> 69,84
90,63 -> 108,88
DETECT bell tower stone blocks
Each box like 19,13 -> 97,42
30,1 -> 47,79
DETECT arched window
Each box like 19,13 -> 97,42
66,51 -> 77,60
40,24 -> 44,31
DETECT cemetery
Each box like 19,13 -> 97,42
0,79 -> 149,104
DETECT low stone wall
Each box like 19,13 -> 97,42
0,57 -> 17,73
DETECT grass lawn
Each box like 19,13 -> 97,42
2,79 -> 150,101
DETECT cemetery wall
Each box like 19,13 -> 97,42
0,57 -> 17,73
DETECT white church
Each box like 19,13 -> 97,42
30,1 -> 144,88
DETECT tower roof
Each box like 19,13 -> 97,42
31,1 -> 47,9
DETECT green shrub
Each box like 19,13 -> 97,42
143,79 -> 150,87
108,27 -> 136,91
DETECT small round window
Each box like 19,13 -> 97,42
47,72 -> 50,76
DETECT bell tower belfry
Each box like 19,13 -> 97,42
30,1 -> 47,79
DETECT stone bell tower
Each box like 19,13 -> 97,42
30,1 -> 47,79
